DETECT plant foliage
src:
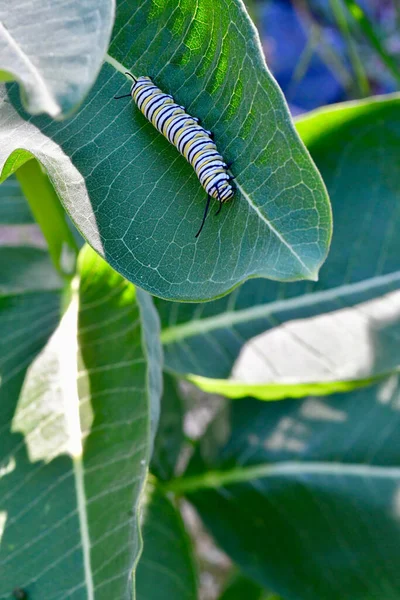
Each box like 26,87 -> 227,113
0,1 -> 399,600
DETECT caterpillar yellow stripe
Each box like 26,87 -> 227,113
115,73 -> 235,237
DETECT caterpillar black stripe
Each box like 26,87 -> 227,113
115,73 -> 235,237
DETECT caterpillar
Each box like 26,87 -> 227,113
115,73 -> 235,237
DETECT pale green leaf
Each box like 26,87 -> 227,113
0,0 -> 115,118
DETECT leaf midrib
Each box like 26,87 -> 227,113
235,180 -> 315,278
165,461 -> 400,495
61,283 -> 94,598
161,270 -> 400,344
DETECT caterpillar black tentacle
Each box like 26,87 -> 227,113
195,194 -> 212,238
115,74 -> 234,236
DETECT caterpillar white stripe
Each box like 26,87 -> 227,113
115,73 -> 235,237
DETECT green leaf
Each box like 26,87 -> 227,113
170,377 -> 400,600
220,572 -> 277,600
0,0 -> 115,118
0,0 -> 331,301
158,94 -> 400,395
15,159 -> 79,278
136,482 -> 198,599
186,373 -> 379,401
0,246 -> 163,599
0,175 -> 33,224
0,249 -> 63,456
151,373 -> 185,481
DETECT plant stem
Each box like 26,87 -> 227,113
15,159 -> 79,278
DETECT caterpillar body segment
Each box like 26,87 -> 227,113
115,73 -> 235,236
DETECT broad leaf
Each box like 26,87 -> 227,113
158,94 -> 400,393
0,0 -> 331,301
172,377 -> 400,600
151,373 -> 185,481
220,572 -> 280,600
0,175 -> 33,224
0,246 -> 162,599
0,0 -> 115,118
136,482 -> 198,599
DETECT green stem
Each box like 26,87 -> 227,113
164,465 -> 277,495
15,159 -> 79,278
329,0 -> 370,96
164,461 -> 400,495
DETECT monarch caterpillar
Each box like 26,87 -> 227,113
115,73 -> 235,237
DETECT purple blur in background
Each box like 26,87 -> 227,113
256,0 -> 399,115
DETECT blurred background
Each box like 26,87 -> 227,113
248,0 -> 399,115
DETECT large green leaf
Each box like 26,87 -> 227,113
0,246 -> 162,599
0,248 -> 64,595
0,0 -> 331,301
0,0 -> 115,118
136,482 -> 198,599
158,94 -> 400,393
168,377 -> 400,600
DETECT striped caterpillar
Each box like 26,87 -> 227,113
115,73 -> 235,237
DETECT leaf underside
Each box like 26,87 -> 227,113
0,0 -> 115,118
